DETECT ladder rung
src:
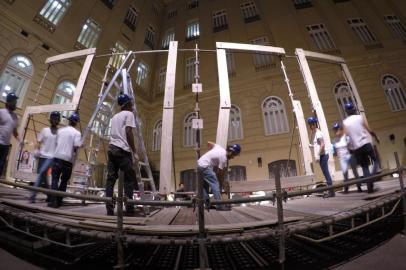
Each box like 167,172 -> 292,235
107,93 -> 115,100
141,178 -> 154,182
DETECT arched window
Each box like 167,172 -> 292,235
334,81 -> 358,118
53,80 -> 76,117
268,160 -> 297,179
152,120 -> 162,151
381,74 -> 406,112
228,105 -> 243,141
183,112 -> 198,147
262,96 -> 289,135
0,54 -> 33,106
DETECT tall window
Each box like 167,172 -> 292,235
262,96 -> 289,135
384,15 -> 406,41
306,24 -> 336,51
268,160 -> 297,179
93,102 -> 112,137
183,112 -> 198,147
347,18 -> 378,46
36,0 -> 71,31
226,52 -> 236,75
124,6 -> 138,31
187,0 -> 199,9
167,9 -> 177,19
240,1 -> 260,23
213,10 -> 228,32
186,20 -> 200,41
158,67 -> 166,93
228,105 -> 243,141
250,37 -> 272,70
145,25 -> 155,49
136,62 -> 148,88
161,29 -> 175,49
180,169 -> 197,192
381,74 -> 406,112
227,166 -> 247,181
293,0 -> 312,9
0,55 -> 33,106
53,80 -> 75,117
77,18 -> 101,48
152,120 -> 162,151
334,81 -> 357,119
111,41 -> 127,69
185,57 -> 196,88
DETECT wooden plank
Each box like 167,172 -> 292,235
233,206 -> 277,221
216,42 -> 286,55
204,210 -> 230,225
171,208 -> 196,225
159,41 -> 178,194
216,209 -> 256,224
293,100 -> 313,175
45,48 -> 96,64
148,207 -> 180,225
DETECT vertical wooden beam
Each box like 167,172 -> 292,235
159,41 -> 178,194
292,100 -> 313,175
295,48 -> 336,178
341,63 -> 366,119
215,49 -> 231,148
72,53 -> 95,105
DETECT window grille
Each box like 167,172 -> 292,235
262,96 -> 289,135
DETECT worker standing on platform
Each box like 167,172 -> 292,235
30,111 -> 61,203
307,116 -> 335,198
0,93 -> 20,177
332,122 -> 361,193
48,112 -> 81,208
343,103 -> 380,193
105,93 -> 138,216
197,142 -> 241,211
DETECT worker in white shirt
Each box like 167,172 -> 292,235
105,93 -> 138,216
197,142 -> 241,211
343,102 -> 380,193
48,112 -> 81,208
307,116 -> 335,197
331,122 -> 361,193
0,93 -> 20,177
30,111 -> 60,203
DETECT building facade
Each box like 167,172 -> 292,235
0,0 -> 405,190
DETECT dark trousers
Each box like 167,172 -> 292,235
0,144 -> 10,177
354,143 -> 378,193
320,154 -> 334,196
105,145 -> 138,214
50,158 -> 73,205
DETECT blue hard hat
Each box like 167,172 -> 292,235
228,144 -> 241,155
344,102 -> 354,111
6,93 -> 18,103
50,111 -> 61,120
68,112 -> 80,123
307,116 -> 318,125
332,122 -> 341,130
118,93 -> 131,107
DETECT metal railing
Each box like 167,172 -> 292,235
0,152 -> 404,269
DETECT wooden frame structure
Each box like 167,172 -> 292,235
11,48 -> 96,180
295,49 -> 366,178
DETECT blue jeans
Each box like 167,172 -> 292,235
320,154 -> 334,196
30,157 -> 53,201
340,154 -> 361,192
198,166 -> 221,201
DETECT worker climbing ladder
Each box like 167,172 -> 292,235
80,51 -> 156,205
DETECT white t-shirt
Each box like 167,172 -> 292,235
312,129 -> 325,160
333,135 -> 350,160
198,144 -> 227,169
0,108 -> 18,145
343,114 -> 372,150
38,127 -> 57,158
53,126 -> 81,162
109,111 -> 136,153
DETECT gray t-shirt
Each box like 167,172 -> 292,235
0,108 -> 18,145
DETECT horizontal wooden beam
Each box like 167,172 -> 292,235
216,42 -> 286,55
45,48 -> 96,64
